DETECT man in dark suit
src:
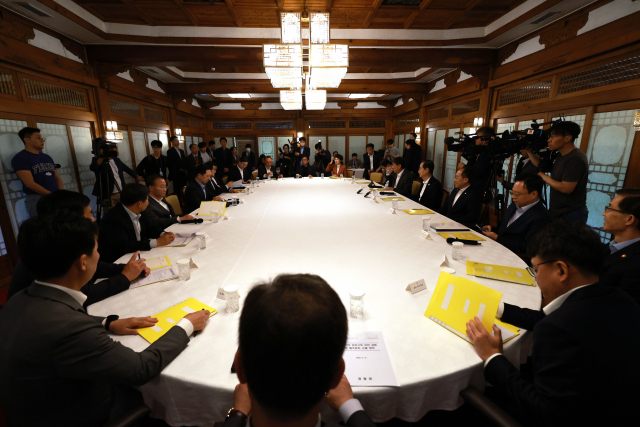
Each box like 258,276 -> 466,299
384,156 -> 413,198
205,163 -> 240,197
363,143 -> 381,180
482,174 -> 552,255
258,155 -> 280,179
0,216 -> 210,427
7,190 -> 147,306
214,137 -> 233,177
167,135 -> 187,200
466,220 -> 640,427
90,142 -> 142,210
142,174 -> 195,237
293,137 -> 311,168
243,143 -> 257,172
184,143 -> 204,182
413,160 -> 443,211
98,183 -> 175,263
439,165 -> 483,226
296,155 -> 317,178
135,139 -> 168,181
184,164 -> 219,214
600,188 -> 640,304
228,157 -> 251,183
223,274 -> 375,427
499,149 -> 539,191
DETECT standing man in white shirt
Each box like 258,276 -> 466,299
362,143 -> 381,180
142,174 -> 195,237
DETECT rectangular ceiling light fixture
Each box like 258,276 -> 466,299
281,90 -> 302,110
309,44 -> 349,68
305,89 -> 327,110
310,13 -> 330,44
228,93 -> 251,98
348,94 -> 371,98
263,44 -> 303,68
309,67 -> 347,89
281,12 -> 301,44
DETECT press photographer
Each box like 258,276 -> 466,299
456,126 -> 496,192
293,137 -> 310,167
314,140 -> 331,172
277,143 -> 294,177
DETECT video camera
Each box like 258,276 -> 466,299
315,140 -> 323,151
92,137 -> 119,159
445,118 -> 564,173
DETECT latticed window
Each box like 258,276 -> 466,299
176,115 -> 190,127
498,81 -> 552,107
558,54 -> 640,95
349,120 -> 385,128
255,121 -> 294,129
24,78 -> 87,108
109,99 -> 141,117
428,106 -> 449,121
143,107 -> 166,123
452,99 -> 480,116
0,69 -> 16,96
211,122 -> 251,129
308,121 -> 346,129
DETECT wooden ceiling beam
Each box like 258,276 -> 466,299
443,0 -> 485,30
363,0 -> 383,29
119,0 -> 156,26
171,0 -> 199,26
166,81 -> 432,94
225,0 -> 243,27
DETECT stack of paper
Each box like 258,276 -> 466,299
130,266 -> 178,289
165,233 -> 195,247
138,298 -> 218,343
466,261 -> 536,286
402,209 -> 435,215
437,231 -> 485,241
343,331 -> 399,387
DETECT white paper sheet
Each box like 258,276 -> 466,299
344,331 -> 399,387
130,266 -> 178,289
145,256 -> 171,269
165,233 -> 195,247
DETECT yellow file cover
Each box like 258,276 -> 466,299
402,209 -> 435,215
138,298 -> 218,344
424,272 -> 502,342
381,197 -> 405,202
198,201 -> 226,216
437,231 -> 485,241
466,261 -> 536,287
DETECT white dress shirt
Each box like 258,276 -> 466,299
506,200 -> 539,228
368,153 -> 374,170
123,205 -> 157,248
419,176 -> 431,199
200,152 -> 211,163
452,185 -> 470,206
393,169 -> 404,189
108,160 -> 123,194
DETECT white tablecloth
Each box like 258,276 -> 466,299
89,178 -> 541,426
348,168 -> 364,179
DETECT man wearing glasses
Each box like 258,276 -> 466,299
142,174 -> 195,237
600,188 -> 640,304
12,127 -> 63,218
466,220 -> 640,427
481,174 -> 552,256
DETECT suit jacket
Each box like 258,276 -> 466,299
495,201 -> 553,254
184,153 -> 204,181
166,146 -> 186,184
222,409 -> 376,427
296,164 -> 317,177
412,176 -> 443,211
207,176 -> 229,197
215,147 -> 233,172
90,158 -> 138,200
503,158 -> 539,191
228,165 -> 251,182
439,186 -> 483,226
257,164 -> 277,179
362,152 -> 381,179
326,163 -> 348,177
600,240 -> 640,305
141,196 -> 179,238
184,179 -> 213,215
98,203 -> 153,263
7,259 -> 128,307
389,169 -> 414,198
244,151 -> 257,170
0,283 -> 189,427
485,284 -> 640,427
136,154 -> 167,179
295,146 -> 311,166
349,158 -> 363,169
206,147 -> 216,160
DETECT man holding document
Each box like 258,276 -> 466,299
465,221 -> 640,427
184,164 -> 222,214
143,174 -> 195,237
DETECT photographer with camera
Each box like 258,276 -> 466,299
529,121 -> 588,223
497,148 -> 539,191
294,137 -> 310,167
90,140 -> 142,213
277,144 -> 294,177
457,126 -> 495,192
314,141 -> 331,173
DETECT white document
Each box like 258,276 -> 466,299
344,331 -> 399,387
130,266 -> 178,289
145,256 -> 171,270
165,233 -> 195,247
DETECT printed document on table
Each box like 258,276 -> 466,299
344,331 -> 399,387
130,266 -> 178,289
145,255 -> 172,270
165,233 -> 195,247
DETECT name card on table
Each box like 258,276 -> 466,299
388,208 -> 397,215
406,279 -> 427,294
217,287 -> 226,300
420,230 -> 432,240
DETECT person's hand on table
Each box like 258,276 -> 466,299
109,316 -> 158,335
121,251 -> 147,281
326,374 -> 354,410
179,214 -> 195,222
184,310 -> 210,331
466,316 -> 503,361
278,174 -> 283,178
214,196 -> 223,201
383,186 -> 393,191
230,189 -> 239,193
157,232 -> 175,246
233,383 -> 251,416
308,175 -> 314,179
481,225 -> 498,241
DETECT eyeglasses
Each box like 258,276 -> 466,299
509,190 -> 530,198
604,205 -> 624,214
531,259 -> 557,274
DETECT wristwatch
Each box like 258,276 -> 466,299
226,408 -> 248,425
105,315 -> 119,331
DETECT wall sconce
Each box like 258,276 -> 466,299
175,128 -> 185,142
634,110 -> 640,131
414,126 -> 421,142
105,121 -> 123,141
473,117 -> 484,127
297,132 -> 303,138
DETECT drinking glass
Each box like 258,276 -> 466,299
452,242 -> 464,261
321,173 -> 324,179
224,285 -> 240,313
340,174 -> 344,178
349,288 -> 365,318
423,216 -> 431,231
196,232 -> 206,250
177,259 -> 191,281
392,200 -> 398,210
211,211 -> 220,223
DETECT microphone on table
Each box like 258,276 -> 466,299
364,191 -> 372,198
446,237 -> 481,246
357,188 -> 363,194
180,218 -> 204,224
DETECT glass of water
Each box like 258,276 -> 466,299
349,288 -> 365,318
423,216 -> 431,231
211,211 -> 220,223
340,174 -> 344,178
321,173 -> 324,178
177,259 -> 191,281
392,200 -> 398,210
452,242 -> 464,261
224,285 -> 240,313
196,232 -> 206,250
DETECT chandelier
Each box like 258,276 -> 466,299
265,11 -> 349,110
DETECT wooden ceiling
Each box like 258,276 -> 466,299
71,0 -> 526,29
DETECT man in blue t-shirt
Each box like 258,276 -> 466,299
11,127 -> 62,218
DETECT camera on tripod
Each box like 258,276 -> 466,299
92,137 -> 119,159
315,141 -> 323,151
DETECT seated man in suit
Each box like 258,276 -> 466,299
142,174 -> 195,237
439,165 -> 483,226
296,155 -> 317,178
206,162 -> 240,197
258,155 -> 281,179
326,154 -> 348,177
349,153 -> 362,169
383,157 -> 413,198
413,160 -> 443,211
228,157 -> 251,183
362,143 -> 381,180
379,159 -> 395,187
466,220 -> 640,427
184,164 -> 218,214
600,188 -> 640,304
481,174 -> 552,255
98,183 -> 175,263
224,274 -> 375,427
0,216 -> 210,427
184,143 -> 204,182
8,190 -> 148,306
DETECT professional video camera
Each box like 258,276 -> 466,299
91,137 -> 119,159
315,140 -> 323,151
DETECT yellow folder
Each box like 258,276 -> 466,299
138,298 -> 218,344
402,209 -> 435,215
425,272 -> 502,342
466,260 -> 536,287
198,201 -> 226,216
437,231 -> 485,241
381,197 -> 405,202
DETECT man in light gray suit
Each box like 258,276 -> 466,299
0,216 -> 210,427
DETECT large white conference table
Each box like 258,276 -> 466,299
89,177 -> 541,427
